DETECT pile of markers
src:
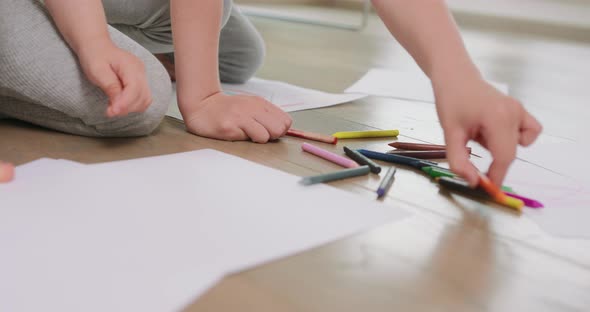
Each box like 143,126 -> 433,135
286,128 -> 543,212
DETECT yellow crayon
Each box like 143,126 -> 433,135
332,130 -> 399,139
502,195 -> 525,212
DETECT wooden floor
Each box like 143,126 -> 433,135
1,6 -> 589,312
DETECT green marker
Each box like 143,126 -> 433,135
422,166 -> 516,193
501,186 -> 514,193
422,166 -> 456,178
300,166 -> 371,185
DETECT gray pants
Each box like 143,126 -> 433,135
0,0 -> 265,137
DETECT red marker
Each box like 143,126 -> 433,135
286,129 -> 337,144
389,142 -> 472,154
386,150 -> 447,159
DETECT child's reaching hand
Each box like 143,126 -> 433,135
371,0 -> 542,186
433,76 -> 542,186
77,40 -> 152,118
183,92 -> 292,143
171,0 -> 292,144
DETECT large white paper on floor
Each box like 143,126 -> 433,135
345,68 -> 509,103
166,78 -> 367,120
468,149 -> 590,239
512,163 -> 590,239
0,150 -> 409,312
515,135 -> 589,184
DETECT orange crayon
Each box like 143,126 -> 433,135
478,173 -> 523,211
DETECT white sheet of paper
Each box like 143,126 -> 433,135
7,158 -> 83,188
464,142 -> 590,239
516,135 -> 589,184
338,93 -> 588,238
166,78 -> 367,120
504,160 -> 590,239
344,68 -> 509,103
0,150 -> 409,312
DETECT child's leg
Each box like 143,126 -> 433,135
103,0 -> 233,54
104,0 -> 263,84
0,0 -> 172,137
218,5 -> 266,83
102,0 -> 174,55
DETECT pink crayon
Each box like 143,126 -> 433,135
301,143 -> 359,168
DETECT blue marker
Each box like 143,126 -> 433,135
357,149 -> 437,169
377,167 -> 397,198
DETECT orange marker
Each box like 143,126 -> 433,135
0,161 -> 15,183
478,173 -> 523,211
286,128 -> 337,144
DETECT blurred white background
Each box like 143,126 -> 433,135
237,0 -> 590,31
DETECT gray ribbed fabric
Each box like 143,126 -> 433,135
0,0 -> 265,137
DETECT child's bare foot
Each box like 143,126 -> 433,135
0,161 -> 15,183
154,54 -> 176,81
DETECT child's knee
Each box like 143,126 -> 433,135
0,1 -> 49,57
220,33 -> 266,84
135,69 -> 174,136
93,95 -> 170,137
219,5 -> 266,83
238,37 -> 265,82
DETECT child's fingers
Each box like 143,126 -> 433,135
0,161 -> 15,183
265,103 -> 293,130
445,129 -> 478,186
111,78 -> 140,116
519,111 -> 542,147
254,110 -> 290,140
112,61 -> 151,116
217,125 -> 247,141
285,116 -> 293,130
240,119 -> 271,143
252,98 -> 292,132
485,127 -> 518,185
88,65 -> 123,117
111,68 -> 137,115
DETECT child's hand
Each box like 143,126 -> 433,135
433,77 -> 542,186
77,41 -> 152,118
183,92 -> 292,143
